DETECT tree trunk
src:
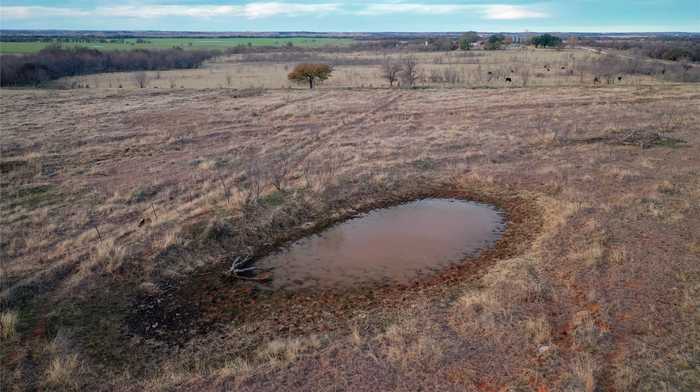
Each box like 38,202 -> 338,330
309,78 -> 314,89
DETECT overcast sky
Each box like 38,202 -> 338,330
1,1 -> 699,32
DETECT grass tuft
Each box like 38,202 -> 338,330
1,311 -> 18,339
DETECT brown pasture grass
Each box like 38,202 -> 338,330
1,67 -> 699,391
50,48 -> 661,91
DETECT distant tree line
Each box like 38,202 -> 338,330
0,45 -> 220,86
583,38 -> 700,62
0,37 -> 145,44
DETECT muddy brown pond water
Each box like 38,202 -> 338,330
258,198 -> 506,290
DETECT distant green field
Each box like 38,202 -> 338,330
0,37 -> 354,54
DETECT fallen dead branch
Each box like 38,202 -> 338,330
226,255 -> 270,281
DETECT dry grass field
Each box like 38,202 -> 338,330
52,48 -> 671,90
1,48 -> 700,391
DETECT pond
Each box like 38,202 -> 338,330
257,198 -> 506,290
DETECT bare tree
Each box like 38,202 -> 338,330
381,56 -> 402,87
133,71 -> 149,88
400,57 -> 419,88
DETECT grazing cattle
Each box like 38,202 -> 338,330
593,77 -> 601,85
618,76 -> 623,82
661,69 -> 666,75
505,77 -> 512,83
510,69 -> 515,73
561,66 -> 566,70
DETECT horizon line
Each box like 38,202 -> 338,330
2,29 -> 699,34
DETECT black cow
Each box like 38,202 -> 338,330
505,77 -> 512,83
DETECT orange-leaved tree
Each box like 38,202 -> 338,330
287,63 -> 332,89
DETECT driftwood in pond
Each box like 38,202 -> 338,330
227,255 -> 270,281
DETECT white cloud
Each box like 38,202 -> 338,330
0,2 -> 547,21
0,3 -> 341,20
358,4 -> 471,15
99,5 -> 239,18
243,2 -> 340,18
0,6 -> 90,19
357,3 -> 547,20
482,5 -> 547,20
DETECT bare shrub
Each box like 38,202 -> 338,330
133,71 -> 149,88
532,112 -> 568,145
429,69 -> 443,83
443,67 -> 462,84
267,149 -> 296,192
238,159 -> 266,207
381,56 -> 402,87
520,67 -> 531,86
400,57 -> 419,88
302,153 -> 343,194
